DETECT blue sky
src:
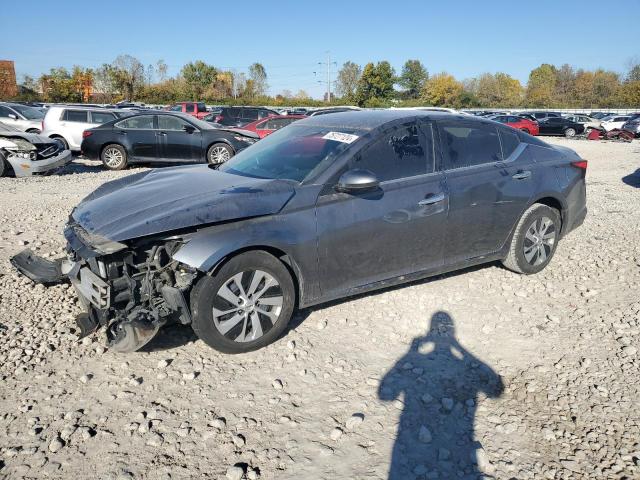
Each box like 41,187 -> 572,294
1,0 -> 638,99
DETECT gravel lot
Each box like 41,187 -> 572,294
1,138 -> 639,480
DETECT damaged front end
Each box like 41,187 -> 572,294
12,223 -> 198,352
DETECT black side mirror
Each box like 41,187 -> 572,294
335,169 -> 380,193
183,125 -> 196,133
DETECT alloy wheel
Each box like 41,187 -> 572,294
523,216 -> 556,266
103,147 -> 124,168
209,146 -> 230,164
212,270 -> 283,343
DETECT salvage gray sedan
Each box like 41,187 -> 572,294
11,111 -> 587,353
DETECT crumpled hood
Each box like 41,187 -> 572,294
0,130 -> 51,144
72,165 -> 296,241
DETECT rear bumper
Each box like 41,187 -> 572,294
564,204 -> 586,236
7,149 -> 72,177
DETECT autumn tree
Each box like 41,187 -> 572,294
335,61 -> 361,102
398,59 -> 428,99
421,73 -> 464,107
525,64 -> 557,107
248,63 -> 268,97
354,61 -> 396,106
472,72 -> 523,107
181,60 -> 217,99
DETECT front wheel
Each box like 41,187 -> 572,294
502,203 -> 561,274
520,128 -> 530,135
564,128 -> 576,138
190,251 -> 296,354
101,144 -> 128,170
0,150 -> 13,177
207,143 -> 233,165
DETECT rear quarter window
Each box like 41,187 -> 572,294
499,129 -> 521,159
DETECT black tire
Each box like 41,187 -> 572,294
521,128 -> 530,135
51,135 -> 69,150
100,144 -> 128,170
207,143 -> 234,165
502,203 -> 561,274
0,150 -> 12,177
191,251 -> 296,354
564,128 -> 576,138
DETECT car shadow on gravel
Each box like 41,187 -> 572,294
139,324 -> 199,352
378,311 -> 504,479
622,169 -> 640,188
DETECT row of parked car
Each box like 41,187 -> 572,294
467,109 -> 640,138
0,100 -> 637,177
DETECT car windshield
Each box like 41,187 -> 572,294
10,105 -> 45,120
219,125 -> 365,182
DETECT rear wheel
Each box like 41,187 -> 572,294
101,144 -> 128,170
521,128 -> 530,135
191,251 -> 296,354
564,128 -> 576,138
502,203 -> 561,274
207,143 -> 233,165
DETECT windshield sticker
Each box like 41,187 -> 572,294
322,132 -> 359,144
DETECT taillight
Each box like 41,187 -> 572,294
571,160 -> 588,170
82,130 -> 92,138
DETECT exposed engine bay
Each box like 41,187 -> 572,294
13,228 -> 198,352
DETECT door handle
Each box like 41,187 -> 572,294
418,192 -> 446,206
512,170 -> 531,180
156,131 -> 167,136
117,130 -> 127,135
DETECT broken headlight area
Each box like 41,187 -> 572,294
67,238 -> 198,353
1,137 -> 38,160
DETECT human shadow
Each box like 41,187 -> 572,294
622,168 -> 640,188
378,311 -> 504,480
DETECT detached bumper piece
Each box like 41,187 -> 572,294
10,249 -> 66,285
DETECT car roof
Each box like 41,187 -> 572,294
298,109 -> 467,130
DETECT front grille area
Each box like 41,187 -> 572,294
35,142 -> 61,160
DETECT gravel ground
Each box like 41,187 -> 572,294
0,138 -> 639,480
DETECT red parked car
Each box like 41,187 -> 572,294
241,115 -> 305,138
491,115 -> 539,136
166,102 -> 209,119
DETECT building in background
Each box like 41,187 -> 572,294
0,60 -> 18,98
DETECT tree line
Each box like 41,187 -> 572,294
7,54 -> 640,108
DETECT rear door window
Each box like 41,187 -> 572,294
64,110 -> 89,122
243,109 -> 259,120
197,102 -> 207,112
353,121 -> 433,182
185,104 -> 195,113
438,122 -> 502,169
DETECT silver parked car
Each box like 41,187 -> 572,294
41,106 -> 131,151
0,102 -> 45,133
562,114 -> 601,132
0,121 -> 72,177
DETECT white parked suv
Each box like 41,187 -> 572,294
41,106 -> 131,151
0,102 -> 45,133
600,115 -> 631,132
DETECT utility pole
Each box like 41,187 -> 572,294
317,52 -> 337,103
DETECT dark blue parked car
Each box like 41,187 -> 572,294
12,111 -> 587,354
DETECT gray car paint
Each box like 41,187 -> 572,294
72,165 -> 297,241
68,111 -> 587,309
